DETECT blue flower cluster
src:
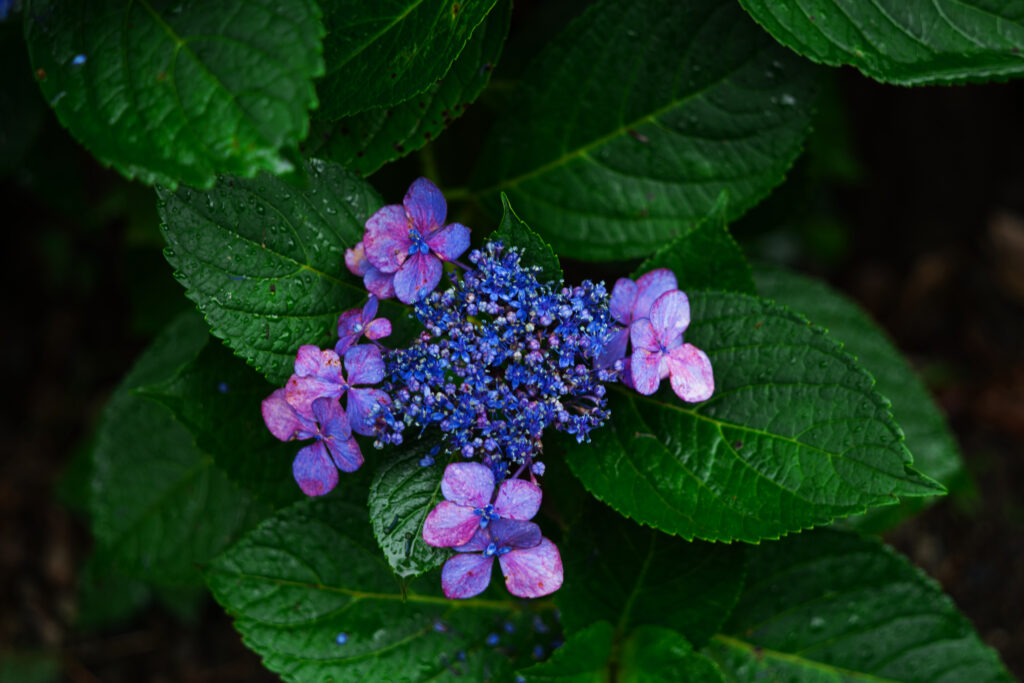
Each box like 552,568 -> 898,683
374,241 -> 619,480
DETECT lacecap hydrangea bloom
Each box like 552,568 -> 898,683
260,177 -> 714,601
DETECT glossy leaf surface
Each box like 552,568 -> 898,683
159,159 -> 392,385
473,0 -> 819,261
90,311 -> 270,587
306,0 -> 511,175
566,291 -> 942,542
706,529 -> 1012,682
739,0 -> 1024,86
492,193 -> 563,283
755,265 -> 962,531
24,0 -> 323,188
317,0 -> 498,119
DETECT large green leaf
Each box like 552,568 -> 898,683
471,0 -> 819,261
565,291 -> 943,543
518,621 -> 725,682
24,0 -> 323,188
306,0 -> 511,175
705,529 -> 1012,682
635,192 -> 755,295
754,265 -> 964,531
556,502 -> 745,648
158,159 -> 394,385
141,338 -> 307,509
90,311 -> 271,587
368,444 -> 451,579
206,497 -> 548,682
317,0 -> 498,119
738,0 -> 1024,86
492,193 -> 563,283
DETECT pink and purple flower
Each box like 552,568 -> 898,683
422,462 -> 562,599
261,391 -> 363,496
335,296 -> 391,355
363,177 -> 470,304
629,290 -> 714,402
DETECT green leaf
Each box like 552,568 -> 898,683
206,497 -> 547,682
565,291 -> 943,543
158,159 -> 396,385
738,0 -> 1024,86
754,265 -> 963,532
306,0 -> 511,175
557,502 -> 745,648
317,0 -> 498,120
518,622 -> 725,682
368,444 -> 452,579
24,0 -> 324,188
141,338 -> 306,509
89,310 -> 271,587
492,193 -> 563,283
705,529 -> 1012,682
0,24 -> 46,178
635,192 -> 755,295
471,0 -> 819,261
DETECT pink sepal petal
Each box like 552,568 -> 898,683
426,222 -> 470,262
344,241 -> 370,277
499,538 -> 563,599
629,318 -> 659,352
441,553 -> 493,599
261,388 -> 314,441
633,268 -> 677,320
334,309 -> 363,355
344,345 -> 384,386
393,252 -> 442,304
285,374 -> 343,420
423,501 -> 481,548
630,347 -> 664,395
365,318 -> 392,340
346,387 -> 390,436
650,290 -> 690,346
441,462 -> 494,507
620,357 -> 635,390
292,441 -> 338,497
364,267 -> 396,300
609,278 -> 638,324
667,343 -> 715,403
325,435 -> 364,473
311,397 -> 351,440
404,177 -> 447,232
293,344 -> 327,376
364,204 -> 411,273
362,295 -> 379,321
493,479 -> 542,521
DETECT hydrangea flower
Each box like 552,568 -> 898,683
284,344 -> 391,437
599,268 -> 678,368
630,290 -> 714,402
363,177 -> 470,304
335,296 -> 391,355
261,391 -> 362,495
441,519 -> 563,599
423,462 -> 542,547
345,241 -> 395,300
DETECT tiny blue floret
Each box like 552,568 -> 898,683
335,632 -> 348,645
71,54 -> 87,65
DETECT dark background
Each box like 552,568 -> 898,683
2,11 -> 1023,683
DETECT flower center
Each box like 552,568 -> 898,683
473,504 -> 500,528
407,229 -> 431,256
483,542 -> 512,557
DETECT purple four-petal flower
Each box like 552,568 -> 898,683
285,344 -> 391,437
441,519 -> 564,600
261,391 -> 363,496
599,268 -> 679,369
629,290 -> 714,402
335,296 -> 392,355
422,462 -> 542,548
363,177 -> 470,304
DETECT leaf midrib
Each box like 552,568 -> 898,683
708,633 -> 900,682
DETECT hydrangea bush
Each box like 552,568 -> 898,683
29,0 -> 1019,680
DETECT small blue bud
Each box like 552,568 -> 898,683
335,632 -> 348,645
485,633 -> 500,647
217,381 -> 230,393
72,54 -> 87,65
